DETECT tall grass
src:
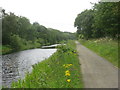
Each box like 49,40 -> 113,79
79,38 -> 118,67
1,42 -> 41,55
11,40 -> 84,88
0,45 -> 12,55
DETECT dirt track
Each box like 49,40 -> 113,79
76,41 -> 118,88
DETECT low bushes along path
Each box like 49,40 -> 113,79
76,41 -> 118,88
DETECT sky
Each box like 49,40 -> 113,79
0,0 -> 99,32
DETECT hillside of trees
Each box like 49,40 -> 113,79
1,9 -> 76,52
74,2 -> 119,40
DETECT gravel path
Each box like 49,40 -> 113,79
76,41 -> 118,88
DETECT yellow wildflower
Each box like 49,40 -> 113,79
65,65 -> 68,68
67,79 -> 71,83
63,64 -> 73,68
69,64 -> 72,66
65,70 -> 70,73
65,72 -> 70,76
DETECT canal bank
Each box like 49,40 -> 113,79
2,48 -> 57,88
10,41 -> 83,88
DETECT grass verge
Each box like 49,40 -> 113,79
1,43 -> 41,55
11,40 -> 84,88
79,38 -> 118,67
0,45 -> 12,55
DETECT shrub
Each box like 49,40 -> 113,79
57,44 -> 77,54
10,34 -> 24,51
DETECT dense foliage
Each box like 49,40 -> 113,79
1,10 -> 76,52
74,2 -> 119,39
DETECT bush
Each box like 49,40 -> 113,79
57,44 -> 77,54
10,34 -> 24,51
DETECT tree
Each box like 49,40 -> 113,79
74,9 -> 94,39
74,2 -> 119,39
92,2 -> 119,38
2,9 -> 76,52
2,13 -> 19,44
17,16 -> 31,39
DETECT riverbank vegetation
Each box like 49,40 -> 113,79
1,10 -> 76,55
74,2 -> 119,67
11,41 -> 84,88
0,45 -> 12,55
79,38 -> 118,67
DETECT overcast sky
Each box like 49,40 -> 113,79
0,0 -> 99,32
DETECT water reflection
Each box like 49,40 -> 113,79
2,48 -> 57,87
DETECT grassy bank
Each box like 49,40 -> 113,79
0,45 -> 12,55
1,41 -> 67,55
11,40 -> 84,88
79,38 -> 118,67
1,43 -> 41,55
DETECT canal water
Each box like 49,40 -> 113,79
1,48 -> 57,87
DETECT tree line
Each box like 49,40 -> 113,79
74,2 -> 119,39
1,10 -> 76,51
